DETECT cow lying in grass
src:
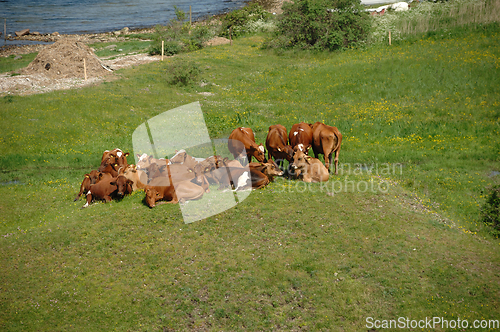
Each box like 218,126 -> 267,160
290,150 -> 329,183
144,180 -> 206,207
82,174 -> 133,208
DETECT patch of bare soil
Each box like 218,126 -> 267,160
203,37 -> 231,47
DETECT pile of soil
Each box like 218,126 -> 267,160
23,38 -> 111,79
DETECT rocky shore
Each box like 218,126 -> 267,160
0,26 -> 156,57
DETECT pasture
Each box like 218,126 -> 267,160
1,24 -> 500,330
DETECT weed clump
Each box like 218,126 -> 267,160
166,61 -> 201,86
480,185 -> 500,236
149,6 -> 213,56
220,3 -> 274,39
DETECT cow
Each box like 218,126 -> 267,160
100,148 -> 129,172
144,180 -> 205,207
266,124 -> 294,169
249,160 -> 284,182
82,174 -> 133,208
311,122 -> 342,175
228,127 -> 266,164
145,161 -> 195,184
169,149 -> 206,170
74,170 -> 101,201
290,150 -> 330,183
135,153 -> 169,171
289,122 -> 313,155
122,165 -> 148,191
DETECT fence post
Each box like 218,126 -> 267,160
84,58 -> 87,80
162,40 -> 164,61
389,30 -> 392,45
230,27 -> 232,46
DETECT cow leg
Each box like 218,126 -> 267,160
82,192 -> 93,208
334,150 -> 339,175
75,177 -> 91,201
321,137 -> 335,173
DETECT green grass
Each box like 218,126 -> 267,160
0,53 -> 38,74
92,40 -> 152,58
1,23 -> 500,331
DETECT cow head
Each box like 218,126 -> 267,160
253,144 -> 266,163
146,163 -> 166,182
263,160 -> 284,177
291,150 -> 311,171
144,187 -> 160,208
111,175 -> 133,197
170,150 -> 188,164
277,145 -> 294,162
87,170 -> 101,185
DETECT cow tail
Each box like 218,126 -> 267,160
333,127 -> 343,152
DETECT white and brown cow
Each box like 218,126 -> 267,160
290,150 -> 329,183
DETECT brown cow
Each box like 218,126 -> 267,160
291,150 -> 329,183
228,127 -> 266,164
144,180 -> 205,207
249,160 -> 284,182
135,153 -> 169,171
266,124 -> 294,168
311,122 -> 343,174
289,122 -> 313,154
99,148 -> 129,173
82,174 -> 133,208
74,170 -> 101,201
122,165 -> 148,191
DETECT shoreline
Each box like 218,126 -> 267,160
0,0 -> 289,57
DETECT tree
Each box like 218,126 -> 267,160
267,0 -> 371,51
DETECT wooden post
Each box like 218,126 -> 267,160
229,27 -> 232,46
161,40 -> 164,61
83,58 -> 87,80
189,6 -> 192,26
389,30 -> 392,46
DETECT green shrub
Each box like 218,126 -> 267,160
481,185 -> 500,235
220,3 -> 273,38
264,0 -> 371,51
149,7 -> 212,55
166,61 -> 201,86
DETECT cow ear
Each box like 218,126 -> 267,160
110,181 -> 116,186
124,152 -> 129,157
277,147 -> 282,152
306,156 -> 312,164
259,145 -> 265,153
85,174 -> 90,178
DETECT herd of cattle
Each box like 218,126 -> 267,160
75,121 -> 342,208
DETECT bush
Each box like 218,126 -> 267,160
480,184 -> 500,236
167,61 -> 201,86
149,7 -> 213,55
264,0 -> 371,51
220,3 -> 273,38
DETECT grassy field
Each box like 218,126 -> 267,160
1,23 -> 500,331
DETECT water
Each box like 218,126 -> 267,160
0,0 -> 248,36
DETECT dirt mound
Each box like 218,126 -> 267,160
23,38 -> 111,79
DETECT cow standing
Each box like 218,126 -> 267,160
289,122 -> 314,154
311,122 -> 342,174
266,124 -> 294,169
228,127 -> 266,164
